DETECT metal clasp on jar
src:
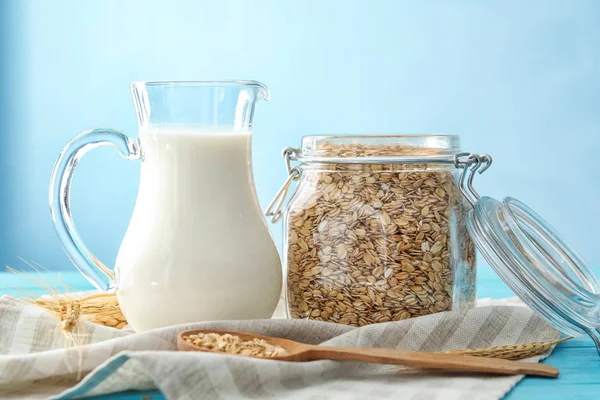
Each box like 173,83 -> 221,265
265,148 -> 301,223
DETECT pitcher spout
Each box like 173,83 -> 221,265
250,80 -> 270,101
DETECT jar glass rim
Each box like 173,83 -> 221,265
301,134 -> 459,140
295,134 -> 461,165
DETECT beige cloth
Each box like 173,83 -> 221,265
0,296 -> 561,400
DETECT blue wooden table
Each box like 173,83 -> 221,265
2,267 -> 598,399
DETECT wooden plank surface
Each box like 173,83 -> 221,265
1,266 -> 597,399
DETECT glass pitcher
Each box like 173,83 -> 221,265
49,81 -> 282,332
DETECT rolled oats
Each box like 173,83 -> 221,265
183,332 -> 288,358
285,142 -> 476,326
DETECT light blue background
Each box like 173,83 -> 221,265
1,0 -> 599,280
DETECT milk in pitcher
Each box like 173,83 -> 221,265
114,129 -> 282,331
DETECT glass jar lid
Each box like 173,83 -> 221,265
458,154 -> 600,354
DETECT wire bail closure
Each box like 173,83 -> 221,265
265,148 -> 301,223
265,149 -> 493,224
455,153 -> 493,206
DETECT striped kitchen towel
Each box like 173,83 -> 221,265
0,295 -> 560,400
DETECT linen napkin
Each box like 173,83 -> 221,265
0,295 -> 561,400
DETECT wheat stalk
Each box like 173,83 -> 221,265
442,336 -> 571,360
30,292 -> 127,331
4,265 -> 127,332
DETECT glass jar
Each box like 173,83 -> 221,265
271,141 -> 600,353
271,135 -> 477,326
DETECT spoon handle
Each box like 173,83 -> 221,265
303,346 -> 558,377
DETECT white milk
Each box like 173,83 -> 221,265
114,129 -> 282,332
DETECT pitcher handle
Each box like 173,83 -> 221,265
49,128 -> 142,291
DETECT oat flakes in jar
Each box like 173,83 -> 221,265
267,135 -> 478,326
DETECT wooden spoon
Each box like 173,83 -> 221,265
177,329 -> 558,378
